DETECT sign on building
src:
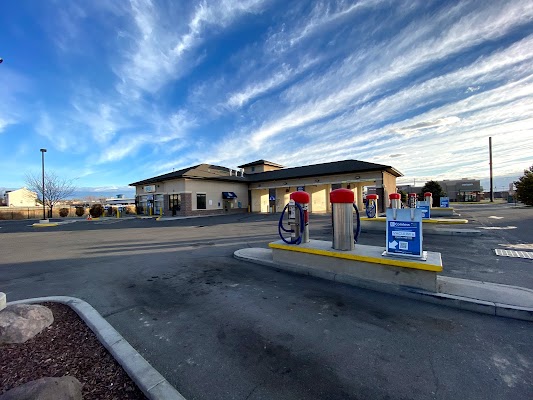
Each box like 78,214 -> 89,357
440,197 -> 449,208
385,209 -> 424,258
144,185 -> 156,193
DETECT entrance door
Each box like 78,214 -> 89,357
169,194 -> 181,215
223,200 -> 231,212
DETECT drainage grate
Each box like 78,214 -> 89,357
494,249 -> 533,259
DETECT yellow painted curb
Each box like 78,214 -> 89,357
268,243 -> 443,272
360,217 -> 467,224
32,223 -> 59,227
424,218 -> 468,224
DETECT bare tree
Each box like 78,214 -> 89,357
25,171 -> 76,217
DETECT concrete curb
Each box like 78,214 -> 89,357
7,296 -> 186,400
234,249 -> 533,322
32,223 -> 59,227
0,292 -> 6,312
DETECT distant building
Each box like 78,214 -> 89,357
104,195 -> 135,206
396,184 -> 422,195
398,178 -> 483,202
438,179 -> 483,202
3,188 -> 38,207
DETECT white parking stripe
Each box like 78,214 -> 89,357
494,249 -> 533,259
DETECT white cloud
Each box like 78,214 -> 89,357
0,117 -> 14,133
116,0 -> 267,96
71,100 -> 125,142
0,67 -> 33,133
466,86 -> 480,93
35,113 -> 70,151
200,2 -> 533,172
97,135 -> 149,163
226,65 -> 293,109
5,0 -> 533,189
265,0 -> 388,54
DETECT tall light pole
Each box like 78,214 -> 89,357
40,148 -> 47,220
489,137 -> 494,203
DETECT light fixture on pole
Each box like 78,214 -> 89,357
40,149 -> 47,220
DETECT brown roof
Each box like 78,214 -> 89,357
237,159 -> 284,168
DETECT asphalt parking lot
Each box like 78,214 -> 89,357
1,204 -> 532,399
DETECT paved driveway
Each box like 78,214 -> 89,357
1,213 -> 532,399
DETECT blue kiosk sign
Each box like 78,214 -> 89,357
416,200 -> 431,219
440,197 -> 450,208
385,208 -> 424,259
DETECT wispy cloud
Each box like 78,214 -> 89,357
3,0 -> 533,189
35,113 -> 70,151
264,0 -> 388,54
97,135 -> 149,163
116,0 -> 267,97
201,1 -> 533,174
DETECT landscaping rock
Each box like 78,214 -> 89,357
0,376 -> 82,400
0,304 -> 54,344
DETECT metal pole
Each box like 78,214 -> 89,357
489,137 -> 493,203
40,149 -> 47,220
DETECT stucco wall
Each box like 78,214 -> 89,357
160,180 -> 186,194
383,171 -> 397,208
134,178 -> 248,214
251,189 -> 269,212
131,168 -> 398,214
275,188 -> 290,212
6,189 -> 37,207
307,185 -> 328,213
185,179 -> 248,211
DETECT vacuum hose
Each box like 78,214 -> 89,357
278,202 -> 305,244
353,203 -> 361,243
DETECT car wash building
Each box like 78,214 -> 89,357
129,159 -> 402,216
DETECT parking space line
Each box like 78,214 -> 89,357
494,249 -> 533,259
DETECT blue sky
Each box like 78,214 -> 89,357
1,0 -> 533,197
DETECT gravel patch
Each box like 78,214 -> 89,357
0,302 -> 146,399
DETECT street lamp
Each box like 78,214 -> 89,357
40,149 -> 47,220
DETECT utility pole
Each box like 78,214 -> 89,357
489,137 -> 493,203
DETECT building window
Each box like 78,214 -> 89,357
169,194 -> 181,211
251,166 -> 255,172
197,193 -> 206,209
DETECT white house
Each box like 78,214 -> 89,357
4,188 -> 38,207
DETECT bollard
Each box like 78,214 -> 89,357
330,189 -> 355,251
389,193 -> 401,209
424,192 -> 433,208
